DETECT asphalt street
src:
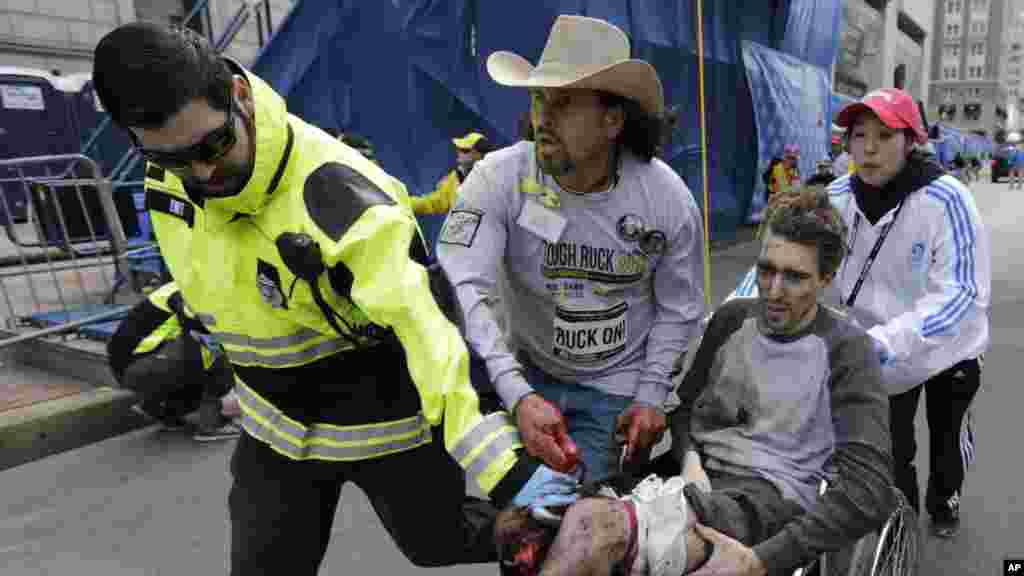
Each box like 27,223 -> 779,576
0,179 -> 1020,575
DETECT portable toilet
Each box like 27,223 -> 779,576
50,73 -> 141,242
0,67 -> 80,224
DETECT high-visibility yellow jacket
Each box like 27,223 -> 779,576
140,60 -> 533,499
410,169 -> 462,215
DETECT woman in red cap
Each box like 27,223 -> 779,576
832,88 -> 991,539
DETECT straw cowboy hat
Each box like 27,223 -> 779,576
486,15 -> 664,117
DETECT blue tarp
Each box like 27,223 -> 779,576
743,41 -> 831,223
254,0 -> 840,244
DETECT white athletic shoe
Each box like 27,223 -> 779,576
623,475 -> 693,576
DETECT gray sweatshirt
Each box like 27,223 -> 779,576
436,142 -> 705,409
671,298 -> 895,574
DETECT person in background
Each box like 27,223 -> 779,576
769,144 -> 801,199
411,132 -> 493,215
951,153 -> 966,182
805,159 -> 836,187
109,283 -> 241,441
832,135 -> 852,177
1011,143 -> 1024,190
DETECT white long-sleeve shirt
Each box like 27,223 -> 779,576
437,142 -> 705,409
729,172 -> 990,394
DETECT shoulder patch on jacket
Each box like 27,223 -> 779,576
438,209 -> 483,247
304,162 -> 394,241
146,189 -> 195,227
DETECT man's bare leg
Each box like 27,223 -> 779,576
539,497 -> 710,576
539,499 -> 628,576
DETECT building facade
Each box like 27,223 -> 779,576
0,0 -> 292,75
1005,0 -> 1024,131
929,0 -> 1011,137
836,0 -> 935,109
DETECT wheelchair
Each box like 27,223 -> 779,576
793,480 -> 920,576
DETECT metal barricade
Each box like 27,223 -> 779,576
0,154 -> 144,347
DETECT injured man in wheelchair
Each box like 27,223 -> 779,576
495,186 -> 897,576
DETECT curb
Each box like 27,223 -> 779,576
0,385 -> 149,472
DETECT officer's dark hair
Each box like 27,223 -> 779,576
93,22 -> 233,129
598,92 -> 671,163
763,185 -> 848,278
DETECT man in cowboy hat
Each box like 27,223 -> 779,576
438,15 -> 705,490
412,132 -> 493,215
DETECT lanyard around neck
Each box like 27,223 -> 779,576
844,199 -> 906,308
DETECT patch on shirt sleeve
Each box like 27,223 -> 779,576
439,209 -> 483,247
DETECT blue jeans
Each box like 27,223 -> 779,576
521,360 -> 633,483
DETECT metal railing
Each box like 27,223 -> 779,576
0,154 -> 151,348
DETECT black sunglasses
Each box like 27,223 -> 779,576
134,97 -> 238,171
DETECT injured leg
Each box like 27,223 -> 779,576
495,477 -> 712,576
539,498 -> 630,576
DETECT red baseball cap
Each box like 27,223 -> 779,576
836,88 -> 927,144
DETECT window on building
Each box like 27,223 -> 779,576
971,43 -> 985,56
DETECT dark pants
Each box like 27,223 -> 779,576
228,429 -> 500,575
889,357 -> 982,517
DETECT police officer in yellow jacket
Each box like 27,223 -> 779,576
93,23 -> 581,574
108,282 -> 240,440
410,132 -> 491,215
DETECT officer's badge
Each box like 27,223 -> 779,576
257,260 -> 288,310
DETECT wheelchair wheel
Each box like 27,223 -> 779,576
866,496 -> 920,576
820,490 -> 919,576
